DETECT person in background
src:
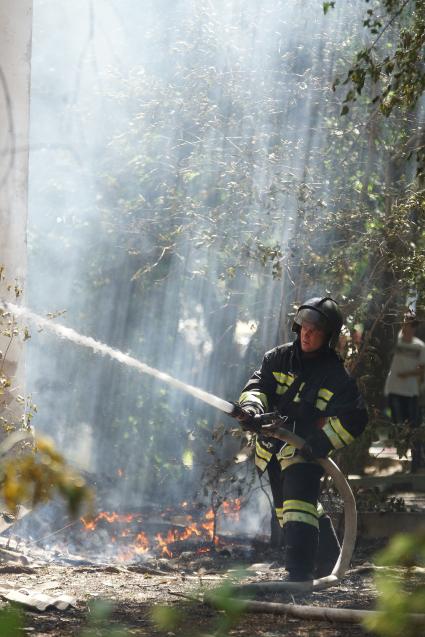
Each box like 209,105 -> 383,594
236,297 -> 368,582
384,312 -> 425,473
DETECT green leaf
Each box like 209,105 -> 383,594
151,605 -> 183,631
0,608 -> 23,637
323,1 -> 335,14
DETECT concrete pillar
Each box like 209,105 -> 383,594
0,1 -> 33,430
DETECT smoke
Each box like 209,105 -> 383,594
26,0 -> 366,529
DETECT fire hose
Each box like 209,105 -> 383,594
228,408 -> 357,594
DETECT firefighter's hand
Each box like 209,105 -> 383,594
232,405 -> 260,432
259,412 -> 288,434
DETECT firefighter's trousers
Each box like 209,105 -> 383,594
265,454 -> 340,578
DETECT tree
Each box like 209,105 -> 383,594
331,0 -> 425,176
28,0 -> 425,501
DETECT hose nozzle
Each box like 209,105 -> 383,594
229,404 -> 289,434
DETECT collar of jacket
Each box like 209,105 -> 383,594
292,337 -> 334,371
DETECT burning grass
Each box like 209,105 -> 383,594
78,499 -> 243,562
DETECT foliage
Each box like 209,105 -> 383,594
0,608 -> 22,637
385,420 -> 425,460
364,531 -> 425,636
0,273 -> 91,517
197,423 -> 256,540
332,1 -> 425,175
334,1 -> 425,114
323,2 -> 336,14
151,573 -> 249,637
0,279 -> 32,434
355,487 -> 406,512
0,436 -> 92,515
204,577 -> 249,637
150,605 -> 184,632
80,600 -> 127,637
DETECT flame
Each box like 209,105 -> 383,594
222,498 -> 241,520
134,531 -> 150,553
202,509 -> 215,541
115,532 -> 150,561
154,518 -> 209,556
79,499 -> 242,560
117,468 -> 124,477
116,546 -> 138,561
80,511 -> 137,531
155,532 -> 173,557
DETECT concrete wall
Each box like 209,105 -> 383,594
0,1 -> 33,429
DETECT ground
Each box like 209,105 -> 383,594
0,547 -> 382,637
1,467 -> 423,637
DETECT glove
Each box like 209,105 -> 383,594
232,404 -> 262,432
259,412 -> 289,434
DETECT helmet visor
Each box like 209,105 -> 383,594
294,307 -> 330,332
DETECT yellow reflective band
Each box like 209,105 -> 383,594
273,372 -> 295,386
279,456 -> 306,471
283,499 -> 319,518
293,382 -> 306,403
323,422 -> 345,449
317,502 -> 325,517
318,387 -> 334,402
282,511 -> 319,529
316,387 -> 334,411
255,455 -> 268,471
316,398 -> 328,411
276,444 -> 296,460
239,391 -> 269,410
274,372 -> 295,396
276,384 -> 288,395
255,441 -> 273,461
329,416 -> 354,445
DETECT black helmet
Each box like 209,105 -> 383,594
292,297 -> 343,349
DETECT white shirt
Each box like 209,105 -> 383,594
384,335 -> 425,397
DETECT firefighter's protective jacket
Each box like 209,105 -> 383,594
239,340 -> 368,472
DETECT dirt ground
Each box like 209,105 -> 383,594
0,549 -> 382,637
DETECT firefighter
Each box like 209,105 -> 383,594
236,297 -> 368,582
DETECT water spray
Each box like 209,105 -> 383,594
1,300 -> 357,592
1,300 -> 235,415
